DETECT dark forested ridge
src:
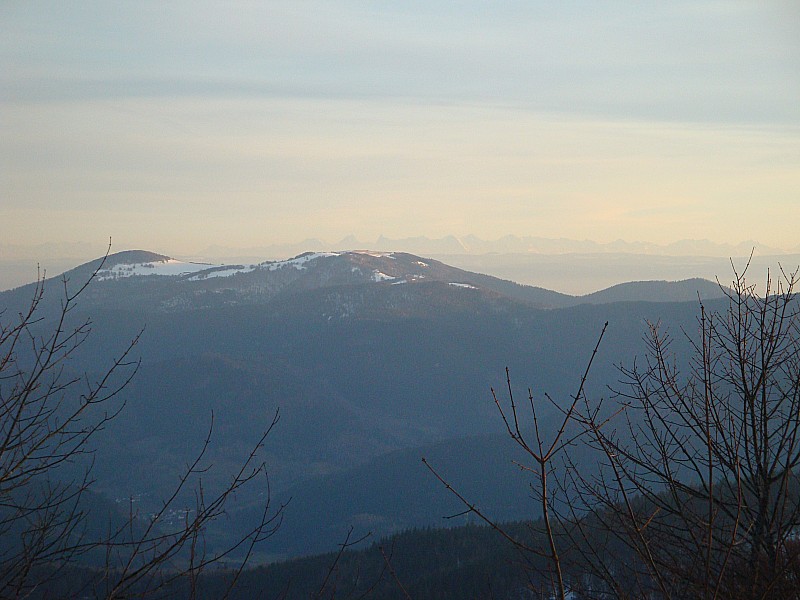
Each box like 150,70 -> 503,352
203,523 -> 533,599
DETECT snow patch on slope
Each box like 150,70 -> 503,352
187,266 -> 256,281
263,252 -> 341,271
372,270 -> 396,282
353,251 -> 396,259
97,259 -> 214,281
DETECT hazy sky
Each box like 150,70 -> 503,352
2,1 -> 799,255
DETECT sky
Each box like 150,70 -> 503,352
2,1 -> 799,256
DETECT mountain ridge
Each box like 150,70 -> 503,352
0,247 -> 730,560
1,249 -> 727,312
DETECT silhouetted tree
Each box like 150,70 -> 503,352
428,260 -> 800,600
0,248 -> 284,598
565,262 -> 800,599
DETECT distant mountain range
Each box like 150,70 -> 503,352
3,237 -> 797,294
2,236 -> 796,264
192,234 -> 794,262
0,249 -> 735,560
2,249 -> 728,313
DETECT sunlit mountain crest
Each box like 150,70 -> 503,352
2,249 -> 729,318
193,235 -> 791,261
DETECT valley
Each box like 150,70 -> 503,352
0,249 -> 725,561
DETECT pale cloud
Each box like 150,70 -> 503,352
1,1 -> 798,253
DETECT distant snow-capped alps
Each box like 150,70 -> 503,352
192,235 -> 792,262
